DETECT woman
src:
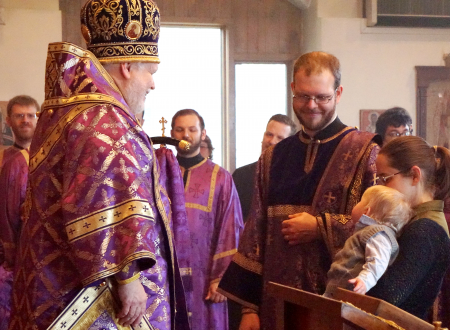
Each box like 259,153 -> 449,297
367,136 -> 450,319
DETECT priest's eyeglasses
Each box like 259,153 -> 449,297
376,169 -> 409,185
293,88 -> 338,105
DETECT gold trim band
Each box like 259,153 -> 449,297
83,251 -> 155,286
30,102 -> 99,173
233,252 -> 263,275
48,281 -> 154,330
185,163 -> 220,212
66,199 -> 154,243
298,126 -> 353,144
267,205 -> 311,218
20,149 -> 30,165
42,93 -> 127,112
116,272 -> 141,285
213,249 -> 237,261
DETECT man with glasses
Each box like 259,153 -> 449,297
0,95 -> 38,329
0,95 -> 38,173
375,107 -> 413,144
219,51 -> 381,330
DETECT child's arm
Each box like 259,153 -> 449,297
348,277 -> 366,294
350,232 -> 393,294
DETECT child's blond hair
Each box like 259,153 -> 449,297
360,185 -> 412,233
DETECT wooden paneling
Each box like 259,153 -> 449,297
59,0 -> 88,47
155,0 -> 303,60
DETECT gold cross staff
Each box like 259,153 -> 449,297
159,117 -> 167,137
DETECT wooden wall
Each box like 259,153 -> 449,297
158,0 -> 303,61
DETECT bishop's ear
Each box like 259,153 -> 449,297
119,62 -> 133,80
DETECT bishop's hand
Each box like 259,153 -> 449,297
117,279 -> 147,327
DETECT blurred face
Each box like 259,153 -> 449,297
171,114 -> 206,157
122,62 -> 158,115
351,197 -> 369,223
375,154 -> 415,203
384,125 -> 411,144
200,141 -> 211,159
291,69 -> 342,137
261,120 -> 292,153
370,113 -> 378,124
6,104 -> 37,144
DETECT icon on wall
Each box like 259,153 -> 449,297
359,109 -> 386,133
0,101 -> 13,149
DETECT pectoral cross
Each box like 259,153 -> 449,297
159,117 -> 167,137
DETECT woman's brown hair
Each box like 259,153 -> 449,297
379,136 -> 450,200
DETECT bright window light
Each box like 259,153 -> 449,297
235,63 -> 287,168
142,26 -> 223,166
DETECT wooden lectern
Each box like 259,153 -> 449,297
267,282 -> 436,330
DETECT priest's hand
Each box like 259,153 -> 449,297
117,279 -> 148,327
281,212 -> 320,245
205,282 -> 227,303
239,313 -> 260,330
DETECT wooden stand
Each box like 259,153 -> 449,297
267,282 -> 435,330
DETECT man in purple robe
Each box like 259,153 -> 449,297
0,95 -> 38,173
0,149 -> 29,330
218,51 -> 381,330
171,109 -> 244,330
0,95 -> 37,330
8,1 -> 189,329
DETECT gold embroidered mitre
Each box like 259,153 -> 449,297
81,0 -> 160,64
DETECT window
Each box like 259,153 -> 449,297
142,26 -> 223,166
235,63 -> 288,168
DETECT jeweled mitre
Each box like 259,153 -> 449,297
81,0 -> 160,63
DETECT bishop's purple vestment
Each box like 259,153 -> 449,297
178,156 -> 243,330
155,147 -> 192,301
8,42 -> 189,330
218,119 -> 380,329
0,149 -> 29,330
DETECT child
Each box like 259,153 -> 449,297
324,185 -> 412,297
